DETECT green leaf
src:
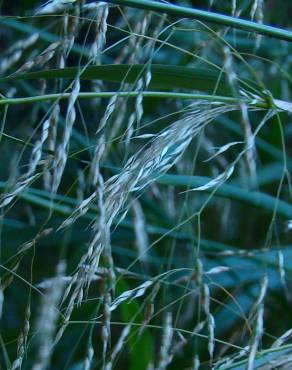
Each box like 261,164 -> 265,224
1,64 -> 234,95
157,174 -> 292,219
102,0 -> 292,42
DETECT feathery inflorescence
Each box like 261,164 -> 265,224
54,102 -> 237,341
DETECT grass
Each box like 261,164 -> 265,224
0,0 -> 292,369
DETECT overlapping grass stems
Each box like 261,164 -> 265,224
0,0 -> 292,369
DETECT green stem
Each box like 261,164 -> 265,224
103,0 -> 292,42
0,91 -> 252,107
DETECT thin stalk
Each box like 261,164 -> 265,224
0,91 -> 263,107
101,0 -> 292,42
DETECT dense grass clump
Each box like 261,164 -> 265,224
0,1 -> 292,369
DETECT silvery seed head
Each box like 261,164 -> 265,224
35,0 -> 77,14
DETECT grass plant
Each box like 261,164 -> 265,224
0,1 -> 292,369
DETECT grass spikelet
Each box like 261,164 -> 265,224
58,2 -> 81,69
2,50 -> 17,70
0,115 -> 51,208
117,11 -> 151,64
102,292 -> 112,366
77,169 -> 86,202
54,175 -> 108,340
11,302 -> 31,370
43,104 -> 60,190
111,12 -> 160,147
157,312 -> 173,370
194,258 -> 203,287
205,266 -> 230,275
192,355 -> 200,370
250,275 -> 268,318
247,304 -> 264,370
123,12 -> 152,143
52,77 -> 80,194
29,119 -> 50,173
139,282 -> 160,337
203,141 -> 243,163
119,14 -> 165,146
0,34 -> 39,74
109,280 -> 153,312
32,261 -> 66,370
126,75 -> 147,145
184,165 -> 234,192
272,328 -> 292,349
35,0 -> 76,15
13,42 -> 60,76
132,199 -> 149,262
277,250 -> 291,301
90,2 -> 109,64
125,61 -> 154,144
64,3 -> 81,58
251,0 -> 264,24
4,34 -> 39,57
251,0 -> 264,48
223,46 -> 257,187
231,0 -> 237,16
81,174 -> 112,297
104,324 -> 131,370
247,275 -> 268,370
0,174 -> 39,209
37,276 -> 74,289
60,191 -> 98,229
202,284 -> 215,363
214,346 -> 249,369
89,94 -> 117,187
83,339 -> 94,370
